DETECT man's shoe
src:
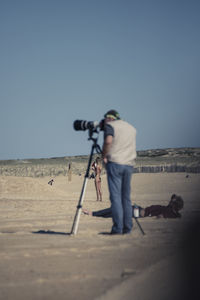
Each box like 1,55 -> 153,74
123,228 -> 133,234
123,231 -> 132,235
110,230 -> 122,235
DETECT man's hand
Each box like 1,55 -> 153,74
102,135 -> 113,164
103,157 -> 108,165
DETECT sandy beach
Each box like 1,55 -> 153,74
0,173 -> 200,300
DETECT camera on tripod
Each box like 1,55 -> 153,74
73,120 -> 104,132
71,119 -> 103,235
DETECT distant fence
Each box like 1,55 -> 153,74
0,163 -> 200,177
134,164 -> 200,173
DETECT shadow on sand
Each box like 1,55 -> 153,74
32,230 -> 70,236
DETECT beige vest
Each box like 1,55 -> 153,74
107,120 -> 137,166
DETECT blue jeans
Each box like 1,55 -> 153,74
106,162 -> 134,234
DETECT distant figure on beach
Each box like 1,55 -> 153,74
83,194 -> 184,219
68,163 -> 72,181
48,179 -> 54,186
91,157 -> 102,201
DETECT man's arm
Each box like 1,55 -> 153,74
102,135 -> 113,164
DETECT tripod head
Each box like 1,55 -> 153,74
88,127 -> 102,154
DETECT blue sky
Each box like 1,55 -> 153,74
0,0 -> 199,160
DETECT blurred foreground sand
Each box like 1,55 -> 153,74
0,173 -> 200,300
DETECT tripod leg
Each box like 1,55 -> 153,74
70,177 -> 88,235
135,218 -> 145,235
70,144 -> 95,235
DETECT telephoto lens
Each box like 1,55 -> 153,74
74,120 -> 88,131
73,120 -> 99,131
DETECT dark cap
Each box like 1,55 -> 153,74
104,110 -> 120,120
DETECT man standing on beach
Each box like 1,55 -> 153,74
102,110 -> 137,234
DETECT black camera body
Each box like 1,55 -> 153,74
73,120 -> 104,132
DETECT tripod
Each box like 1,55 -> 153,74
70,129 -> 102,235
